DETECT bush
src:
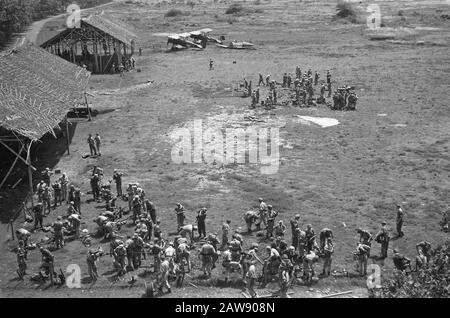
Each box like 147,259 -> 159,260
164,8 -> 186,17
336,0 -> 357,19
225,3 -> 244,15
335,0 -> 363,24
379,240 -> 450,298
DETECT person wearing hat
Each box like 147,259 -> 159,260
68,184 -> 76,204
42,167 -> 53,187
131,232 -> 145,269
164,242 -> 176,274
87,134 -> 97,156
322,238 -> 334,277
52,216 -> 65,249
290,214 -> 301,249
220,220 -> 231,250
159,256 -> 172,293
266,205 -> 278,239
90,173 -> 100,201
87,247 -> 103,282
262,244 -> 281,288
67,201 -> 77,217
59,173 -> 69,202
112,169 -> 123,197
153,220 -> 162,240
175,203 -> 185,230
244,210 -> 259,233
37,180 -> 46,201
392,248 -> 411,272
131,195 -> 142,224
274,220 -> 286,238
33,202 -> 44,230
113,242 -> 127,275
396,204 -> 405,238
257,198 -> 268,230
52,180 -> 62,208
39,246 -> 55,284
319,228 -> 334,252
41,186 -> 52,216
16,240 -> 27,280
354,242 -> 370,276
81,229 -> 91,247
305,224 -> 316,253
199,241 -> 216,277
196,207 -> 208,239
94,133 -> 101,156
375,222 -> 390,259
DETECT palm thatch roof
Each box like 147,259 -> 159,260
0,44 -> 91,140
40,13 -> 138,48
85,13 -> 137,46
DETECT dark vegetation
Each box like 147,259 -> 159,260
0,0 -> 110,49
334,0 -> 362,24
380,241 -> 450,298
164,8 -> 188,18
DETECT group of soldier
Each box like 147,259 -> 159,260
13,167 -> 439,297
244,67 -> 358,112
331,86 -> 358,111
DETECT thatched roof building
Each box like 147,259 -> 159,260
0,45 -> 90,140
40,13 -> 138,74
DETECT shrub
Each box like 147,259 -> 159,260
225,3 -> 244,15
379,240 -> 450,298
335,0 -> 363,24
164,8 -> 186,17
336,0 -> 357,19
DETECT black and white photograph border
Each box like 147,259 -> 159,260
0,0 -> 449,301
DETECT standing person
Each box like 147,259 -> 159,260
74,189 -> 81,214
322,238 -> 334,277
355,243 -> 370,276
52,216 -> 65,249
153,220 -> 162,240
42,168 -> 53,186
87,248 -> 102,282
375,222 -> 390,259
42,187 -> 52,215
112,169 -> 123,197
159,256 -> 172,294
266,205 -> 278,239
16,241 -> 27,280
196,207 -> 207,239
314,71 -> 320,85
221,220 -> 231,250
90,174 -> 100,202
175,203 -> 185,229
87,134 -> 97,156
319,228 -> 333,252
68,184 -> 76,204
52,181 -> 62,208
396,204 -> 405,237
59,173 -> 69,203
145,200 -> 157,224
39,246 -> 55,285
209,59 -> 214,70
290,214 -> 300,249
94,133 -> 102,156
305,224 -> 316,253
258,73 -> 264,86
258,198 -> 268,229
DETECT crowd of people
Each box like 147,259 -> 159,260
242,67 -> 358,111
13,165 -> 440,298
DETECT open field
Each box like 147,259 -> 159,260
1,0 -> 450,298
